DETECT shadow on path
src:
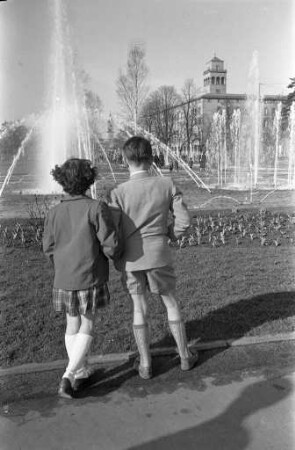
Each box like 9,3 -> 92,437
153,291 -> 295,351
127,376 -> 293,450
74,360 -> 138,400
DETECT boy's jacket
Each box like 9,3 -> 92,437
43,195 -> 120,290
110,172 -> 190,271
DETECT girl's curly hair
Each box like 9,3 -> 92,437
51,158 -> 98,195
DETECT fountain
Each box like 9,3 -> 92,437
39,0 -> 95,193
115,118 -> 211,192
0,0 -> 116,198
202,51 -> 294,193
206,110 -> 227,186
204,51 -> 262,189
0,3 -> 294,207
244,50 -> 260,187
273,102 -> 282,187
230,108 -> 241,185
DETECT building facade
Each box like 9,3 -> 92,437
171,56 -> 285,159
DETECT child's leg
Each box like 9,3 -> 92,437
64,313 -> 92,381
161,292 -> 198,369
132,292 -> 148,326
130,293 -> 151,369
63,312 -> 94,382
64,314 -> 80,362
160,292 -> 189,357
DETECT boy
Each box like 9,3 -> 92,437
110,137 -> 198,379
43,158 -> 120,398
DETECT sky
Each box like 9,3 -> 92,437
0,0 -> 294,122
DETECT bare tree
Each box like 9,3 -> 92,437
116,44 -> 149,126
141,85 -> 180,146
140,96 -> 157,133
84,89 -> 103,115
79,69 -> 104,138
181,78 -> 198,153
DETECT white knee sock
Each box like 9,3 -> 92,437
63,333 -> 93,381
65,333 -> 77,359
65,333 -> 91,379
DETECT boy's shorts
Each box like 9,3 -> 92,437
52,284 -> 110,316
122,266 -> 176,295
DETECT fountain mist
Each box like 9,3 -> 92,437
39,0 -> 94,193
242,50 -> 261,186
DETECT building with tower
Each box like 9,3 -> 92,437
170,55 -> 285,158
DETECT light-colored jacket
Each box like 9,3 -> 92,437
110,172 -> 190,271
43,195 -> 120,290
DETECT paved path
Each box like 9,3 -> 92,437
1,341 -> 295,450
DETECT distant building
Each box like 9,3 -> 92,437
171,55 -> 285,157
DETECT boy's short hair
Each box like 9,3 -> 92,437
123,136 -> 153,165
51,158 -> 97,195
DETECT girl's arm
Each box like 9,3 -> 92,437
42,212 -> 55,264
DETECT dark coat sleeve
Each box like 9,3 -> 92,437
42,211 -> 55,262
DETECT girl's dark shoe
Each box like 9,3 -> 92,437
58,377 -> 74,399
72,367 -> 96,392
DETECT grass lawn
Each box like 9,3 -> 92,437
1,205 -> 295,368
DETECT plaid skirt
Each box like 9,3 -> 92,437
52,284 -> 110,316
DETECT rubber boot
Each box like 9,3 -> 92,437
133,324 -> 152,379
168,320 -> 198,370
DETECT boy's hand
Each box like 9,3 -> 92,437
167,223 -> 177,242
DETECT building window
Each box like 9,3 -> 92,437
216,77 -> 220,85
221,77 -> 224,85
212,77 -> 215,84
